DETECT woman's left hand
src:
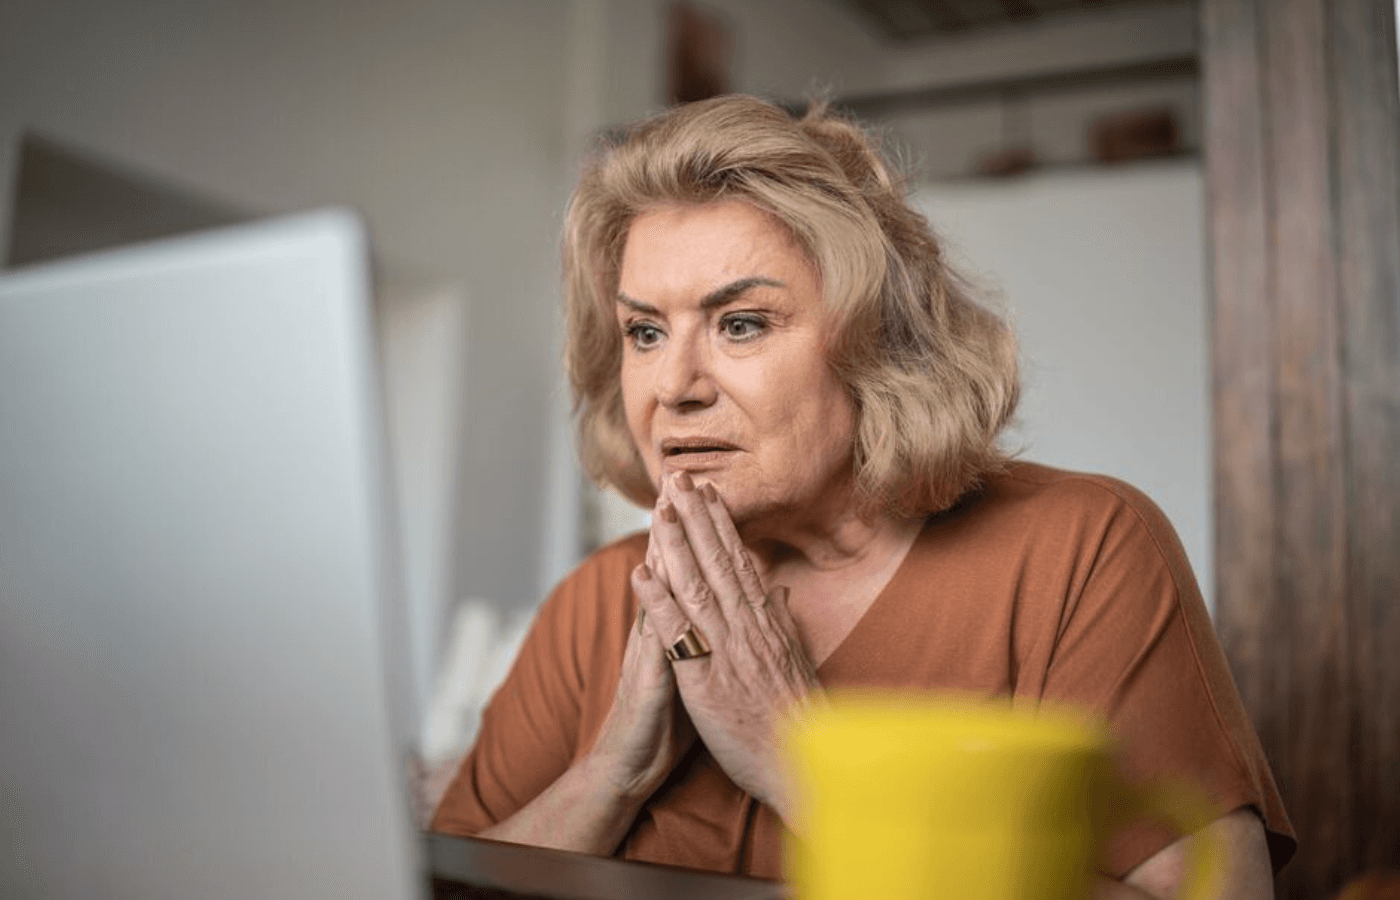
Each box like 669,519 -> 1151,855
633,471 -> 823,822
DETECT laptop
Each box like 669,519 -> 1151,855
0,210 -> 424,899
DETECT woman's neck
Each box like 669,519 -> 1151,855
734,470 -> 922,575
741,505 -> 923,577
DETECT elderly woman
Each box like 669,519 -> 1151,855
433,95 -> 1294,897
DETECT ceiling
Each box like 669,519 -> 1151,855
838,0 -> 1185,40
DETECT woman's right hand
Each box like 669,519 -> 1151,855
473,563 -> 693,855
583,569 -> 696,804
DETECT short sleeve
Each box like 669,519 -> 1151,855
429,536 -> 646,836
1036,477 -> 1295,877
429,590 -> 584,834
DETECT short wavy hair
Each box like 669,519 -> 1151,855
563,94 -> 1019,518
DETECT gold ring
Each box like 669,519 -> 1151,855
666,627 -> 711,661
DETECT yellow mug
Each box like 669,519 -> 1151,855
782,693 -> 1220,900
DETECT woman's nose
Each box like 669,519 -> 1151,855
655,335 -> 717,410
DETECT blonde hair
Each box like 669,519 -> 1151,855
563,95 -> 1019,517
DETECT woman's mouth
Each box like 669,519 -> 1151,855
660,438 -> 739,458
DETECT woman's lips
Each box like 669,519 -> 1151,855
661,451 -> 732,472
658,439 -> 738,469
659,438 -> 738,456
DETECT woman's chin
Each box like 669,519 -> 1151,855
721,495 -> 787,536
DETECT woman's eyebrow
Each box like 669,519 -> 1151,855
616,276 -> 785,313
700,276 -> 784,310
616,293 -> 659,314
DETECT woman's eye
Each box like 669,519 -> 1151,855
720,314 -> 766,342
625,322 -> 664,350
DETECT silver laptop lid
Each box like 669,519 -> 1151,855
0,210 -> 422,900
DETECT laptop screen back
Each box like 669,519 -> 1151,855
0,210 -> 423,900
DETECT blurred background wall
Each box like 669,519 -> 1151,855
0,0 -> 1210,773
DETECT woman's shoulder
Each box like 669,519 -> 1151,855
931,460 -> 1192,582
960,460 -> 1199,603
973,460 -> 1177,532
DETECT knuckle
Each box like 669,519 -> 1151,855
680,572 -> 712,605
704,544 -> 733,575
734,549 -> 758,580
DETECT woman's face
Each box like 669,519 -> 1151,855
616,200 -> 858,527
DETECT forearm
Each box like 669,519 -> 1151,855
475,755 -> 648,856
1096,810 -> 1275,900
1091,876 -> 1160,900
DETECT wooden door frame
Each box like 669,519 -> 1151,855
1202,0 -> 1400,896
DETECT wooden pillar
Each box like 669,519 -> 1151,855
1203,0 -> 1400,897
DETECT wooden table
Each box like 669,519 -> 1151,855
425,832 -> 787,900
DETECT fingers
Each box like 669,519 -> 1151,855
585,571 -> 693,805
752,585 -> 802,666
650,497 -> 731,645
645,520 -> 670,591
759,585 -> 797,636
620,579 -> 673,688
694,481 -> 767,605
653,473 -> 760,628
632,562 -> 713,671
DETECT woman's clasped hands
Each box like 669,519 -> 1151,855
625,471 -> 824,823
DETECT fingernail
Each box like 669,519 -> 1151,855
660,503 -> 679,524
676,471 -> 695,492
636,563 -> 653,581
700,482 -> 718,503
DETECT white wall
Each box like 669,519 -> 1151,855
915,160 -> 1213,607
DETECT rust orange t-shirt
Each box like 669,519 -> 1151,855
432,462 -> 1296,879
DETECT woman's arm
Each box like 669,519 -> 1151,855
474,755 -> 648,854
1023,475 -> 1293,879
1103,807 -> 1274,900
473,594 -> 694,854
431,538 -> 697,855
